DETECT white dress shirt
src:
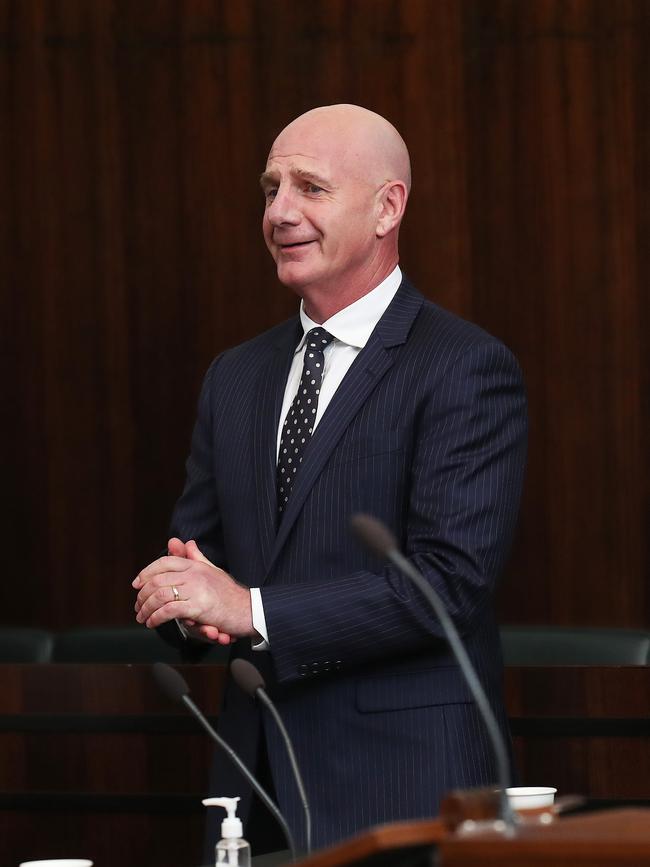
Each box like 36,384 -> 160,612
250,266 -> 403,648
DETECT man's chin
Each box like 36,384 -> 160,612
275,262 -> 316,294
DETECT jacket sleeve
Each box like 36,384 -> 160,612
157,356 -> 229,659
168,354 -> 228,567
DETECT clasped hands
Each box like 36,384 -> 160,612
133,537 -> 255,645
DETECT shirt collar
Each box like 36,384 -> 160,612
297,266 -> 402,352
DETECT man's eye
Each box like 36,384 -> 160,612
306,184 -> 324,194
265,188 -> 278,201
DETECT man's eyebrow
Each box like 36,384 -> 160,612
293,168 -> 332,188
259,171 -> 279,189
259,167 -> 333,190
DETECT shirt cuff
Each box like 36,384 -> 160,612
250,587 -> 270,650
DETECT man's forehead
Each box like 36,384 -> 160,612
262,149 -> 340,186
267,122 -> 349,170
265,149 -> 329,170
263,149 -> 374,188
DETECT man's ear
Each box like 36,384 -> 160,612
376,180 -> 408,237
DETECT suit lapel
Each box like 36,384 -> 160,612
252,319 -> 302,572
264,280 -> 423,577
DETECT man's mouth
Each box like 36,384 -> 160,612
278,240 -> 314,250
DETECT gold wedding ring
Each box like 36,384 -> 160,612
171,585 -> 180,602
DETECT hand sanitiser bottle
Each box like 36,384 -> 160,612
203,796 -> 251,867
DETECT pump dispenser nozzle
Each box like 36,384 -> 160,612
203,796 -> 243,838
203,796 -> 251,866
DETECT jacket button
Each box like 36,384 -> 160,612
310,662 -> 320,674
298,664 -> 308,677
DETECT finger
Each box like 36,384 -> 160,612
133,555 -> 191,588
190,624 -> 234,645
136,583 -> 188,623
186,539 -> 215,567
134,574 -> 187,613
196,624 -> 222,642
167,537 -> 188,558
181,621 -> 223,642
143,600 -> 187,629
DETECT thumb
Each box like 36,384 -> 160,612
167,537 -> 188,558
186,539 -> 215,566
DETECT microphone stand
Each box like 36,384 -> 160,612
351,514 -> 518,834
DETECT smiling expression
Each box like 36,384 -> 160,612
260,114 -> 403,316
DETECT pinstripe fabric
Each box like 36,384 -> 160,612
169,278 -> 527,852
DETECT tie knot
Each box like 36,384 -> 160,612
305,327 -> 335,351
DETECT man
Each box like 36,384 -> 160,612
134,104 -> 527,853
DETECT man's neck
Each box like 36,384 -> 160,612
300,258 -> 399,324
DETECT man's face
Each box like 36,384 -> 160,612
261,124 -> 380,298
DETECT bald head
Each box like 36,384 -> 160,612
270,104 -> 411,192
261,104 -> 410,321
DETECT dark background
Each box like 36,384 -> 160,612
2,0 -> 648,630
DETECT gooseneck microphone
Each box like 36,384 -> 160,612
151,662 -> 298,861
231,658 -> 312,855
350,513 -> 517,832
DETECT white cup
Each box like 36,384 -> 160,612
506,786 -> 557,811
19,861 -> 93,867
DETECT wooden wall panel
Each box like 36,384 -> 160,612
1,0 -> 648,629
462,0 -> 650,624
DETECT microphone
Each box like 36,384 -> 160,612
231,658 -> 312,855
151,662 -> 298,860
350,513 -> 517,832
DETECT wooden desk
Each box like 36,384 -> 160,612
292,808 -> 650,867
439,807 -> 650,866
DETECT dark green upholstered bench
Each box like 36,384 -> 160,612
500,624 -> 650,665
0,627 -> 54,662
52,625 -> 230,664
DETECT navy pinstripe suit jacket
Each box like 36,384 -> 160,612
169,277 -> 527,851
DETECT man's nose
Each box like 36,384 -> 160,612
266,188 -> 301,226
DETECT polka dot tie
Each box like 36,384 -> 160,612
277,327 -> 335,516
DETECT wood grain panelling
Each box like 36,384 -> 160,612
462,0 -> 650,624
1,0 -> 648,628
